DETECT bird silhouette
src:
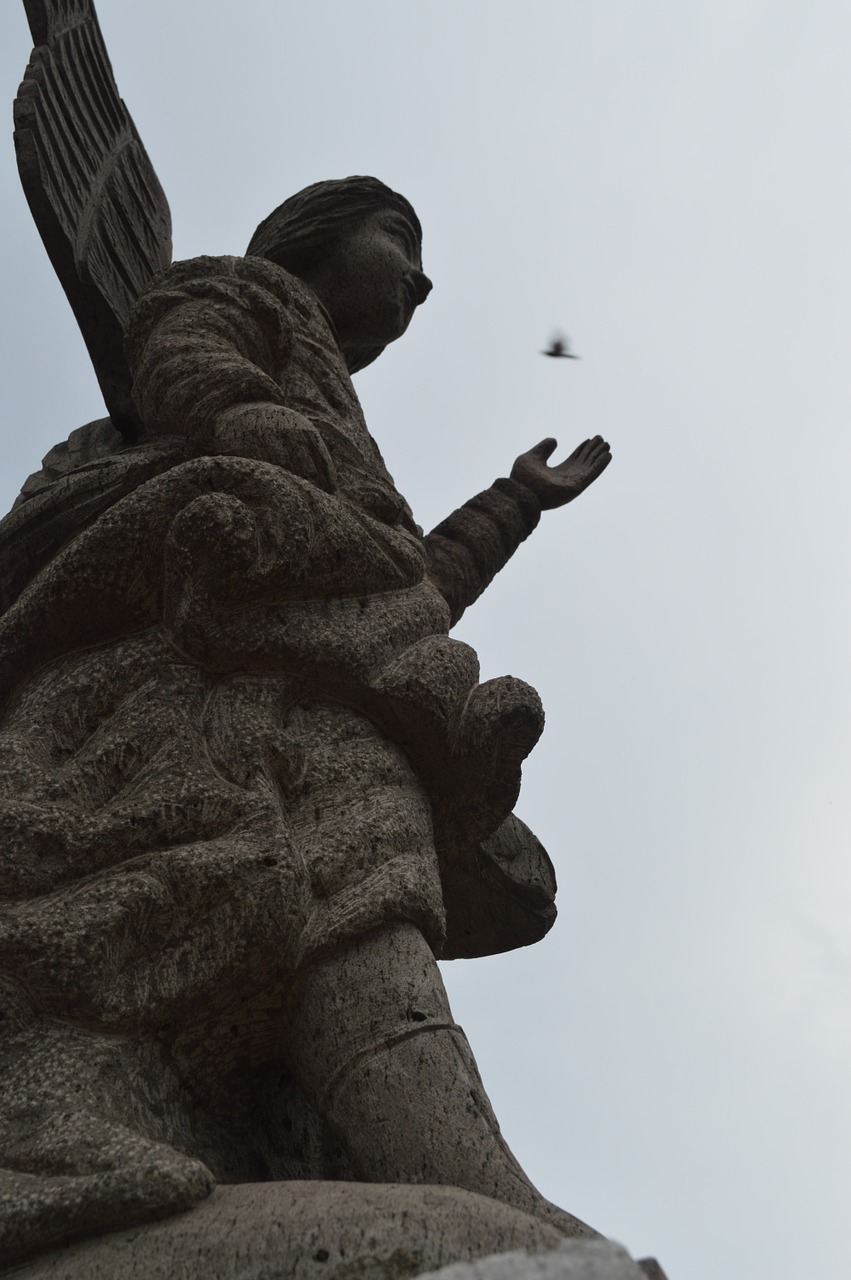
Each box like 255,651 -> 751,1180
541,333 -> 579,359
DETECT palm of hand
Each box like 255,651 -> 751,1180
510,436 -> 611,510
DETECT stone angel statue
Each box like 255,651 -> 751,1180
0,4 -> 645,1278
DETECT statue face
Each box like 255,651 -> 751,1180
309,209 -> 433,351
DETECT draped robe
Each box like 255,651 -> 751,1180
0,255 -> 558,1259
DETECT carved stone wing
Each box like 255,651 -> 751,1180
14,0 -> 173,436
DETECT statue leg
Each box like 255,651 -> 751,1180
286,922 -> 597,1239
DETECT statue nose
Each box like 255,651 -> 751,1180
413,272 -> 433,304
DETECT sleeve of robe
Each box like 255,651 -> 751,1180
424,478 -> 542,627
125,254 -> 298,445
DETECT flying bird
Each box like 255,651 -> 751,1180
541,333 -> 579,359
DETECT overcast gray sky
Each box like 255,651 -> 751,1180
2,3 -> 850,1277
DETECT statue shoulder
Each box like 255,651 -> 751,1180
127,254 -> 322,353
134,254 -> 309,306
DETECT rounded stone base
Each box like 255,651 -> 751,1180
9,1180 -> 566,1280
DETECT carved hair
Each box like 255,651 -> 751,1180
246,176 -> 422,275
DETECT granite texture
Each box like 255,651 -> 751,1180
2,4 -> 626,1276
418,1240 -> 665,1280
7,1197 -> 666,1280
5,1184 -> 564,1279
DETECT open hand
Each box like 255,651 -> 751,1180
510,436 -> 611,510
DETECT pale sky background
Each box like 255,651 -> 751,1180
2,3 -> 850,1277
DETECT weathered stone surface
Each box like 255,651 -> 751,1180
418,1240 -> 661,1280
8,1182 -> 565,1279
0,5 -> 630,1277
0,170 -> 610,1266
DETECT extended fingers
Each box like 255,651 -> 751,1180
567,434 -> 609,459
586,435 -> 612,467
592,447 -> 612,475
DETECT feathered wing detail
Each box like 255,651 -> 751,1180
14,0 -> 173,436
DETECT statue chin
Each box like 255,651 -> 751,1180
343,338 -> 389,373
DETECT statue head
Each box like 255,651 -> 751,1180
246,177 -> 432,372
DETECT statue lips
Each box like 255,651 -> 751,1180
402,277 -> 419,318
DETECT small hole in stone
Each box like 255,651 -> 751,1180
408,1010 -> 427,1022
314,1249 -> 330,1262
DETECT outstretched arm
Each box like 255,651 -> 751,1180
424,436 -> 611,627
